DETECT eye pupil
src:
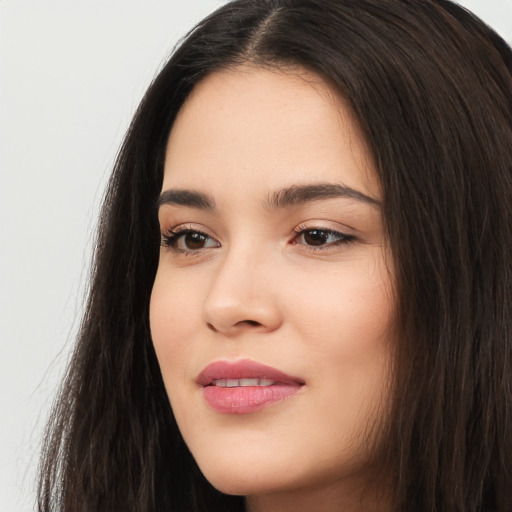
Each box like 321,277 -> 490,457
304,230 -> 328,246
185,232 -> 206,249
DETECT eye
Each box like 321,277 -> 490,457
161,228 -> 220,253
291,228 -> 355,248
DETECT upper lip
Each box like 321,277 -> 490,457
196,359 -> 305,387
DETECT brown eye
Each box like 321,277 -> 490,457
162,229 -> 220,252
302,229 -> 330,246
182,232 -> 208,250
293,228 -> 355,248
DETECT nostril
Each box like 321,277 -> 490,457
207,322 -> 218,332
237,320 -> 261,327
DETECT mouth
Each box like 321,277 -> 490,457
197,359 -> 305,414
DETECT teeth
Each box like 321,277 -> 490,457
212,378 -> 276,387
239,378 -> 259,386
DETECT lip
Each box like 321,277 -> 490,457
197,359 -> 305,386
197,359 -> 305,414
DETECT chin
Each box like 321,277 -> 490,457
194,451 -> 305,496
204,472 -> 264,496
193,448 -> 348,499
204,472 -> 305,498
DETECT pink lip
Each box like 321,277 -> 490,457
197,359 -> 305,414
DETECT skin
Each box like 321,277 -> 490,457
150,66 -> 394,512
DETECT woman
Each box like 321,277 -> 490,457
38,0 -> 512,511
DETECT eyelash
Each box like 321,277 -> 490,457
291,224 -> 356,250
160,225 -> 356,254
161,226 -> 217,255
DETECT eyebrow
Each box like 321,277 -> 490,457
266,183 -> 380,209
157,189 -> 216,210
157,183 -> 380,211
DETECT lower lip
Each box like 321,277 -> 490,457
202,385 -> 301,414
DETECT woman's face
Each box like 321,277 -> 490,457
150,66 -> 394,507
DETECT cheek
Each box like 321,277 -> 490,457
288,252 -> 394,349
149,269 -> 201,386
287,253 -> 394,432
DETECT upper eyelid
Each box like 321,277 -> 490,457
292,221 -> 356,237
162,222 -> 354,237
294,227 -> 352,237
162,223 -> 218,238
169,225 -> 209,234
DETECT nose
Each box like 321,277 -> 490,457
202,246 -> 283,336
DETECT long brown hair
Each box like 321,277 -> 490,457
38,1 -> 512,510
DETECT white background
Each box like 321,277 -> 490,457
0,1 -> 510,511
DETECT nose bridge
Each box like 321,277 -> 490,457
202,237 -> 281,334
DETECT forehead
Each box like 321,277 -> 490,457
163,65 -> 379,200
